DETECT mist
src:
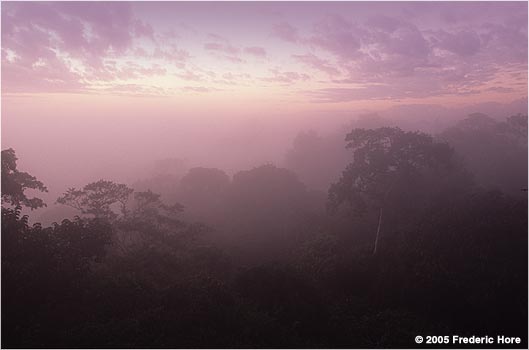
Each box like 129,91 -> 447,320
4,96 -> 527,224
2,2 -> 528,349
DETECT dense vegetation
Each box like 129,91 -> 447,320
2,113 -> 527,348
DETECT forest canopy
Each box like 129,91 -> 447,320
1,116 -> 528,348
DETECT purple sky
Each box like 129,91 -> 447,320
2,1 -> 527,105
1,1 -> 528,210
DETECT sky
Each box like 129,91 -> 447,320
2,2 -> 527,106
1,1 -> 528,207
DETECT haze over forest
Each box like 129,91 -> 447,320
1,1 -> 528,348
2,2 -> 527,205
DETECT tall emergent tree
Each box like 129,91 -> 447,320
57,180 -> 133,219
328,127 -> 468,255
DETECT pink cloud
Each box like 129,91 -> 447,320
203,35 -> 244,63
301,13 -> 475,97
480,22 -> 528,63
1,2 -> 158,92
152,47 -> 190,66
177,70 -> 202,81
204,42 -> 240,56
99,83 -> 168,97
433,29 -> 482,56
262,70 -> 310,84
308,15 -> 364,59
292,53 -> 339,76
304,82 -> 446,103
134,20 -> 155,40
272,22 -> 299,42
486,86 -> 515,93
182,86 -> 215,93
2,1 -> 526,101
365,15 -> 403,33
280,11 -> 525,99
1,55 -> 86,93
213,72 -> 252,85
244,47 -> 267,57
105,62 -> 167,80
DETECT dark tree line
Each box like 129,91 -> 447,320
2,115 -> 527,348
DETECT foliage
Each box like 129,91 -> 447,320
230,164 -> 308,215
1,148 -> 48,209
57,180 -> 134,219
439,113 -> 528,195
328,127 -> 459,214
180,167 -> 230,197
284,129 -> 350,191
2,204 -> 113,347
131,190 -> 184,223
2,122 -> 527,350
178,167 -> 230,224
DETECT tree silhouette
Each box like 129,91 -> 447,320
131,189 -> 184,224
329,127 -> 457,255
1,148 -> 48,209
180,167 -> 230,195
439,113 -> 528,195
284,129 -> 350,191
57,180 -> 133,219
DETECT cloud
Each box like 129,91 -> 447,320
301,14 -> 431,78
365,15 -> 403,33
244,46 -> 267,57
176,70 -> 202,81
97,83 -> 169,97
357,17 -> 431,78
272,22 -> 299,42
94,61 -> 167,81
204,42 -> 240,56
182,86 -> 216,93
305,86 -> 394,103
292,53 -> 340,76
304,66 -> 480,102
308,15 -> 364,59
1,2 -> 159,92
304,65 -> 506,102
433,29 -> 482,56
152,46 -> 190,66
203,36 -> 244,63
213,72 -> 253,86
479,22 -> 528,63
2,1 -> 526,101
486,86 -> 515,93
133,20 -> 155,40
1,55 -> 86,93
262,70 -> 310,84
280,10 -> 526,100
304,84 -> 441,103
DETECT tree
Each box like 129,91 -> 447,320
439,113 -> 528,195
1,148 -> 48,209
225,164 -> 315,261
501,114 -> 528,147
230,164 -> 308,223
284,130 -> 350,191
180,167 -> 230,202
328,127 -> 464,255
2,203 -> 113,348
178,167 -> 230,223
57,180 -> 133,219
131,189 -> 184,224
